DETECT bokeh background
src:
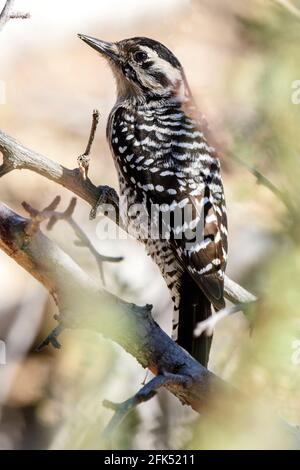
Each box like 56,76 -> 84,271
1,0 -> 300,449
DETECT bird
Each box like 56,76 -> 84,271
78,34 -> 228,367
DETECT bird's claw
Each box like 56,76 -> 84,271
89,185 -> 118,220
36,323 -> 64,352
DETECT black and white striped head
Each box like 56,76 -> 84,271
78,35 -> 189,103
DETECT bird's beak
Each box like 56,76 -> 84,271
78,34 -> 120,63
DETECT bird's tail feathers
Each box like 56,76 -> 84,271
177,274 -> 212,367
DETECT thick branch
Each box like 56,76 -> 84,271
0,130 -> 118,209
0,129 -> 254,305
1,203 -> 299,447
0,202 -> 237,414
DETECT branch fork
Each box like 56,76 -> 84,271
22,193 -> 123,283
1,2 -> 299,446
102,372 -> 193,438
0,18 -> 258,435
0,0 -> 30,32
0,122 -> 259,438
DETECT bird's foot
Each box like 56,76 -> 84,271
89,185 -> 119,220
36,314 -> 65,351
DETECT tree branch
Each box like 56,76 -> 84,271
223,275 -> 256,304
102,373 -> 190,439
0,201 -> 238,416
8,11 -> 30,20
274,0 -> 300,20
77,109 -> 100,181
0,1 -> 297,445
194,303 -> 251,337
0,0 -> 30,31
231,153 -> 296,216
0,129 -> 118,207
0,129 -> 255,305
0,202 -> 298,446
22,196 -> 123,285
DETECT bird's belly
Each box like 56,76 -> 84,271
119,179 -> 182,302
118,179 -> 147,239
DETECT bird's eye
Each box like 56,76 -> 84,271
133,51 -> 148,64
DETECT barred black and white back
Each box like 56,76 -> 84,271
79,34 -> 228,366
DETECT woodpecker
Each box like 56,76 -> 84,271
78,34 -> 228,366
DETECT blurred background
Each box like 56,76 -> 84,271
1,0 -> 300,450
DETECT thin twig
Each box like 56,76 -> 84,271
22,196 -> 123,285
0,0 -> 14,30
0,0 -> 30,31
47,197 -> 123,285
84,109 -> 100,156
102,373 -> 191,439
9,11 -> 30,19
274,0 -> 300,19
231,154 -> 296,215
77,109 -> 100,180
194,302 -> 253,338
22,196 -> 61,240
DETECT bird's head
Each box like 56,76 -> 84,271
78,34 -> 189,103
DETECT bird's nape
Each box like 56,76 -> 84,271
78,34 -> 186,101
